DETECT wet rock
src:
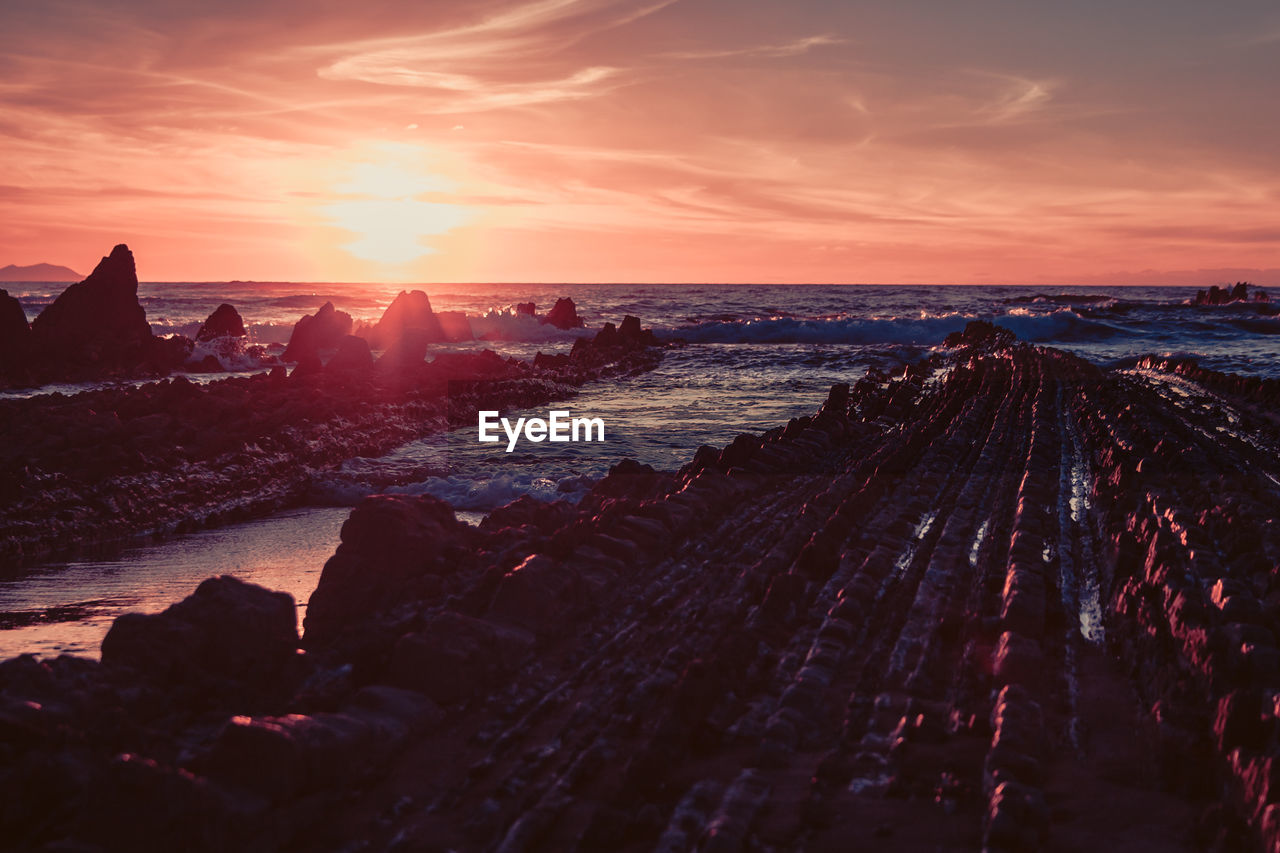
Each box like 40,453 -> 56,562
195,303 -> 246,342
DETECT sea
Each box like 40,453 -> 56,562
2,282 -> 1277,659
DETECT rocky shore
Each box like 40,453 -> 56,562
0,248 -> 660,565
3,323 -> 1280,850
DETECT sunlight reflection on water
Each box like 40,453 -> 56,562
0,507 -> 350,661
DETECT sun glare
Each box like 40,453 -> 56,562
321,143 -> 473,267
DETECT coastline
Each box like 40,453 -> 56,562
3,325 -> 1279,849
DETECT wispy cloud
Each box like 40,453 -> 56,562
660,33 -> 846,61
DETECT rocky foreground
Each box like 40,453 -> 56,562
3,325 -> 1280,851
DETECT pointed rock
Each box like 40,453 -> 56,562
28,244 -> 151,367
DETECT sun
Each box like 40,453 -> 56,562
320,143 -> 474,267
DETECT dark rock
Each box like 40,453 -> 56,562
436,310 -> 473,341
984,780 -> 1049,849
992,631 -> 1042,688
325,335 -> 374,373
101,575 -> 298,702
375,328 -> 431,371
487,554 -> 587,636
387,612 -> 533,705
0,289 -> 30,370
28,244 -> 152,370
282,302 -> 353,362
365,290 -> 444,350
541,297 -> 585,329
195,304 -> 246,342
944,319 -> 1016,349
1195,282 -> 1267,306
515,302 -> 536,316
481,495 -> 576,534
304,495 -> 471,650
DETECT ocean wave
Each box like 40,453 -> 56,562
664,314 -> 974,345
993,309 -> 1125,342
662,308 -> 1123,346
1003,293 -> 1119,307
469,311 -> 594,343
387,472 -> 590,511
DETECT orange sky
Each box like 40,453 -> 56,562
2,0 -> 1279,284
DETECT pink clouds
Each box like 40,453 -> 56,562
0,0 -> 1277,282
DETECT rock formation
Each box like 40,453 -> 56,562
27,244 -> 153,369
195,303 -> 246,341
0,289 -> 29,371
364,290 -> 444,350
1195,281 -> 1270,305
9,326 -> 1280,849
281,301 -> 353,362
435,309 -> 473,341
541,296 -> 585,329
324,335 -> 374,374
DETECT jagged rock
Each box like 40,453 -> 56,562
195,304 -> 246,341
100,575 -> 298,703
541,297 -> 584,329
282,302 -> 352,362
515,302 -> 536,317
1195,282 -> 1268,305
365,290 -> 444,350
28,244 -> 153,370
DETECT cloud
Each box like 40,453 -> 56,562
660,33 -> 846,61
318,63 -> 622,112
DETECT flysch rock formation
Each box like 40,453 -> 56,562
3,323 -> 1280,851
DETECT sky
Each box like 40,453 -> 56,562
1,0 -> 1279,284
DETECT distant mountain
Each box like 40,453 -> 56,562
0,262 -> 81,282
